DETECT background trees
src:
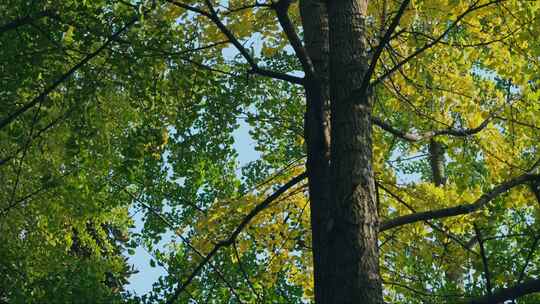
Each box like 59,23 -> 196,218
1,0 -> 540,303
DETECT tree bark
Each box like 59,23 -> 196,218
299,1 -> 331,302
429,139 -> 446,186
324,0 -> 383,303
301,0 -> 383,302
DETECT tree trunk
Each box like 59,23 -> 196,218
327,0 -> 383,303
299,1 -> 331,302
301,0 -> 383,302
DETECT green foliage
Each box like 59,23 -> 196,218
2,0 -> 540,303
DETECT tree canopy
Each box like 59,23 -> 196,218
1,0 -> 540,303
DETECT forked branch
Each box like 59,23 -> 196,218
272,0 -> 316,78
166,0 -> 304,85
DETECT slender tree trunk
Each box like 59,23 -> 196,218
299,1 -> 331,302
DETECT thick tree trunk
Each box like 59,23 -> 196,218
301,0 -> 383,303
326,0 -> 383,303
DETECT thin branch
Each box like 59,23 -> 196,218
6,101 -> 42,211
384,280 -> 467,299
403,28 -> 516,49
165,0 -> 209,16
517,234 -> 540,284
165,172 -> 307,304
495,115 -> 540,131
222,2 -> 272,15
0,105 -> 76,167
166,0 -> 304,85
371,0 -> 503,87
121,187 -> 246,303
1,169 -> 75,217
233,242 -> 263,301
202,0 -> 254,66
473,224 -> 492,295
142,40 -> 230,57
0,16 -> 139,131
381,172 -> 540,231
179,56 -> 237,76
358,0 -> 410,96
378,182 -> 478,255
371,105 -> 500,142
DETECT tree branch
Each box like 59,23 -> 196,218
123,188 -> 246,303
378,182 -> 478,255
465,278 -> 540,304
473,224 -> 492,295
517,234 -> 540,284
272,0 -> 316,79
166,0 -> 304,85
165,172 -> 307,304
381,173 -> 540,231
0,16 -> 138,131
371,0 -> 503,87
0,105 -> 77,167
357,0 -> 410,96
372,107 -> 498,142
233,241 -> 263,301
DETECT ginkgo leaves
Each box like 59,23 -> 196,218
3,0 -> 540,303
184,166 -> 313,302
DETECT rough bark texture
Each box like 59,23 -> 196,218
429,138 -> 463,287
299,1 -> 331,302
301,0 -> 383,302
429,139 -> 446,186
325,0 -> 383,303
